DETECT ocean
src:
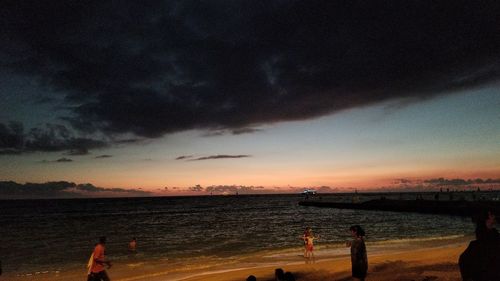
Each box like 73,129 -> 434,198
0,193 -> 476,277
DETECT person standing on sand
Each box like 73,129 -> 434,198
88,236 -> 112,281
275,268 -> 285,280
301,227 -> 311,257
459,210 -> 500,281
304,231 -> 319,260
346,225 -> 368,281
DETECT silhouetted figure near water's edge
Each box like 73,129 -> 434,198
459,210 -> 500,281
347,225 -> 368,281
88,237 -> 112,281
275,268 -> 285,281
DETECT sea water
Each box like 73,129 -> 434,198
0,193 -> 476,275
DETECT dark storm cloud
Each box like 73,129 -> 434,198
55,157 -> 73,162
2,1 -> 500,139
0,149 -> 22,155
231,128 -> 262,135
65,147 -> 89,155
203,127 -> 261,137
175,155 -> 193,160
113,138 -> 145,144
39,157 -> 73,163
25,124 -> 107,152
0,122 -> 107,155
191,154 -> 251,161
95,154 -> 112,158
0,122 -> 24,154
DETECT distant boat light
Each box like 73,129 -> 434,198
301,189 -> 316,195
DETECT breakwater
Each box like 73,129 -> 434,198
299,198 -> 500,216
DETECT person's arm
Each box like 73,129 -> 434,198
94,258 -> 112,267
93,246 -> 112,267
94,258 -> 112,268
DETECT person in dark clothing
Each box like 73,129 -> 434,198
283,272 -> 295,281
459,210 -> 500,281
347,225 -> 368,281
275,268 -> 285,281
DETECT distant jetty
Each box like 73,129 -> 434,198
298,199 -> 500,216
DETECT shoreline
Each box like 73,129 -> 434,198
3,235 -> 471,281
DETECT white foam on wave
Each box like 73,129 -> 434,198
368,234 -> 469,245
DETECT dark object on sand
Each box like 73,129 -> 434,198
275,268 -> 285,281
284,272 -> 295,281
299,199 -> 500,217
246,275 -> 257,281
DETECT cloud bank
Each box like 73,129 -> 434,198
387,177 -> 500,192
1,0 -> 499,143
0,122 -> 107,155
0,181 -> 150,199
191,155 -> 251,161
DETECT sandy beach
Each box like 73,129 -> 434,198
4,235 -> 469,281
179,237 -> 467,281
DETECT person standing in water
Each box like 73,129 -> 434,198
346,225 -> 368,281
128,237 -> 137,252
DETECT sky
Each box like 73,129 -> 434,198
1,1 -> 500,196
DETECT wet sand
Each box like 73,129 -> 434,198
3,236 -> 469,281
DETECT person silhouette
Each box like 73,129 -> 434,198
346,225 -> 368,281
459,210 -> 500,281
